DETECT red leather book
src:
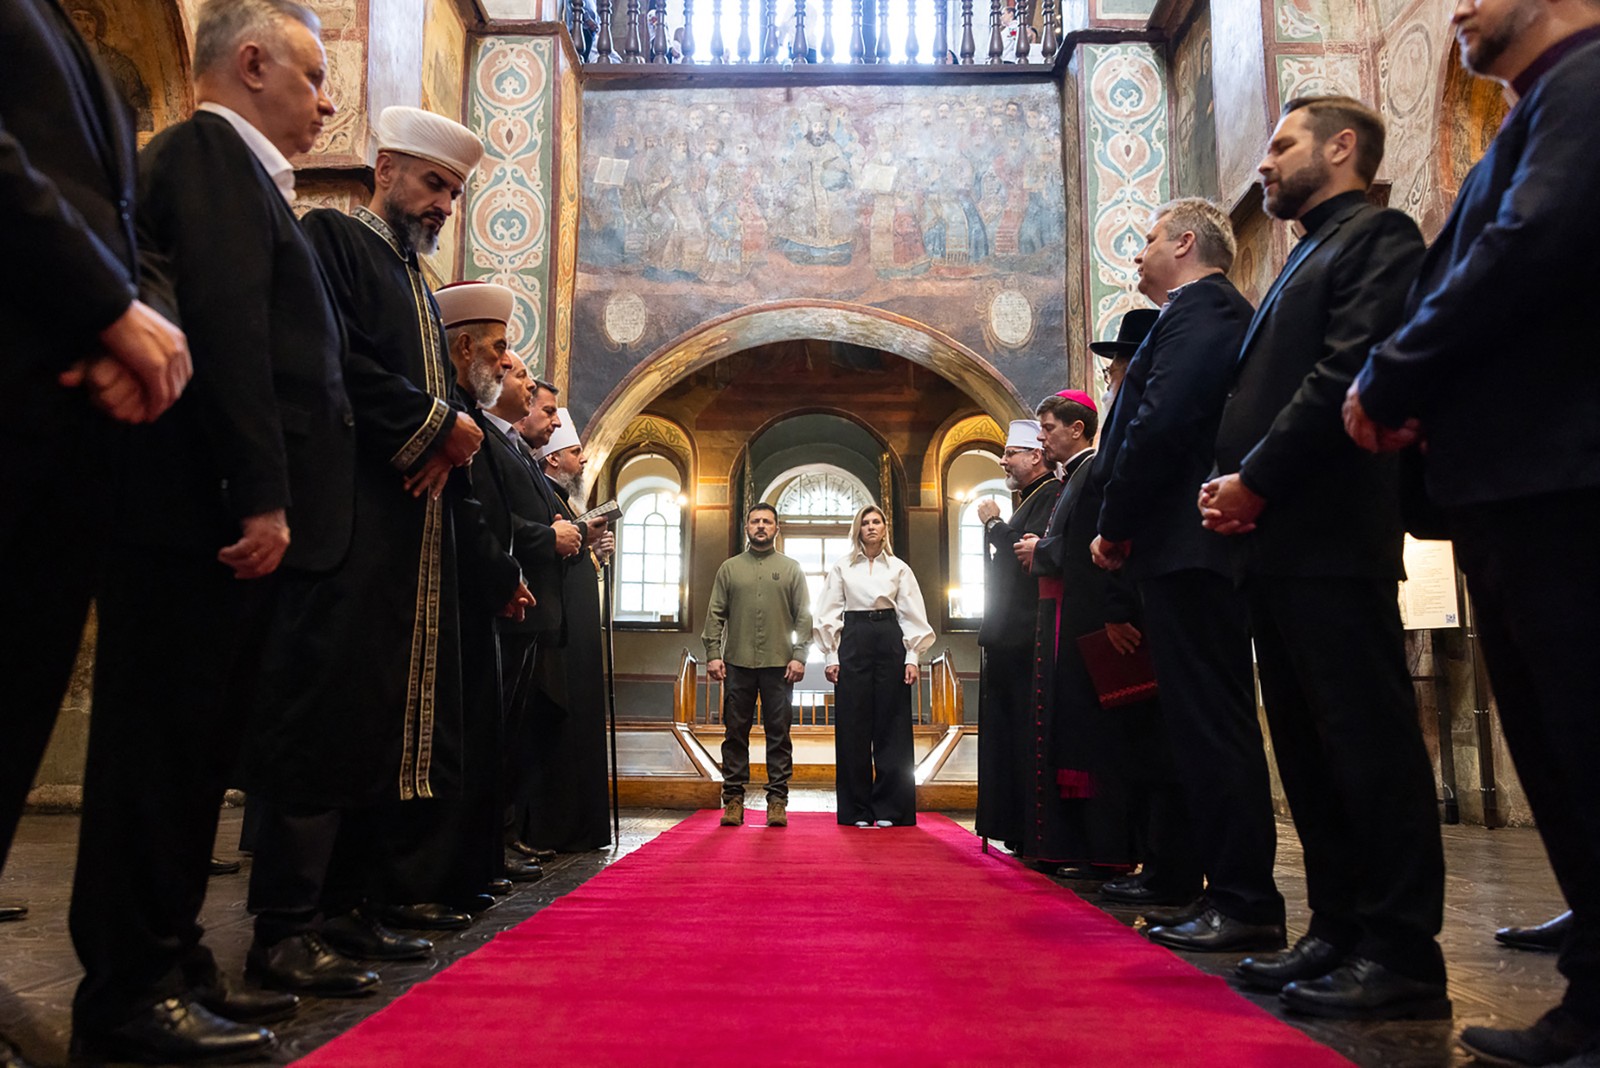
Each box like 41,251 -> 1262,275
1074,629 -> 1159,709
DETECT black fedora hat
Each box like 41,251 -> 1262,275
1089,308 -> 1160,358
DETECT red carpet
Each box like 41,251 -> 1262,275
294,813 -> 1350,1067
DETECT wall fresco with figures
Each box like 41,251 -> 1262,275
1170,7 -> 1220,200
571,83 -> 1069,422
1081,42 -> 1169,343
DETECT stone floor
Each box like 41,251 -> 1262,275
0,792 -> 1567,1067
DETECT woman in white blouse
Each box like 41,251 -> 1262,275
813,504 -> 936,827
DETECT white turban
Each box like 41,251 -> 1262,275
376,106 -> 484,181
537,408 -> 580,460
435,281 -> 514,328
1005,419 -> 1042,450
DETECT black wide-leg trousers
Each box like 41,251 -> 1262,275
833,616 -> 915,826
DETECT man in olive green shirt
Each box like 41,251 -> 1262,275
703,503 -> 812,827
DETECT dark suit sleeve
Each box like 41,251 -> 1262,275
1099,291 -> 1242,541
139,126 -> 289,518
301,209 -> 453,473
450,469 -> 523,612
1,111 -> 136,358
1239,212 -> 1424,500
1356,69 -> 1600,425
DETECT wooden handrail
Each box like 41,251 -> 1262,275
673,649 -> 698,723
928,650 -> 964,725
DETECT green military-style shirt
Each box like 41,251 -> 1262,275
701,545 -> 812,669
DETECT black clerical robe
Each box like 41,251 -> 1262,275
519,479 -> 612,851
248,206 -> 518,808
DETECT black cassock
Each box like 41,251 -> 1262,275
517,479 -> 612,852
248,206 -> 518,810
974,472 -> 1061,845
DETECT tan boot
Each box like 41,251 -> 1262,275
720,797 -> 744,826
766,799 -> 788,827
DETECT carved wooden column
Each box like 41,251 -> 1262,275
597,0 -> 616,61
986,0 -> 1002,63
738,0 -> 752,60
711,0 -> 725,60
761,0 -> 778,60
1039,0 -> 1058,62
874,0 -> 890,62
859,0 -> 874,60
682,0 -> 696,59
959,0 -> 974,63
822,0 -> 835,61
652,0 -> 670,61
624,0 -> 643,61
904,0 -> 917,62
794,0 -> 809,60
932,0 -> 948,62
850,0 -> 865,60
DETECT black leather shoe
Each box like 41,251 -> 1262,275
457,894 -> 496,914
245,933 -> 380,998
1100,873 -> 1146,895
1496,911 -> 1574,953
1147,907 -> 1286,953
1280,957 -> 1451,1020
506,859 -> 545,883
0,906 -> 25,923
1141,897 -> 1209,928
1101,881 -> 1197,908
193,972 -> 300,1024
485,878 -> 514,896
1,1036 -> 37,1068
72,996 -> 272,1064
322,909 -> 433,961
1236,935 -> 1346,992
374,902 -> 471,931
508,840 -> 557,861
1459,1006 -> 1597,1067
208,857 -> 242,877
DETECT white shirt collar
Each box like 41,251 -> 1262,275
196,102 -> 297,205
481,408 -> 518,439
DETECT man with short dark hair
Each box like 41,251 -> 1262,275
1344,0 -> 1600,1058
1090,200 -> 1285,953
1201,94 -> 1447,1020
703,503 -> 812,827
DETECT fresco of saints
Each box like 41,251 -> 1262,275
772,108 -> 858,266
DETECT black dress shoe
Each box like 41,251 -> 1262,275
485,878 -> 514,896
1496,911 -> 1574,953
506,859 -> 545,883
322,909 -> 433,961
1236,935 -> 1346,992
245,933 -> 380,998
1100,873 -> 1146,895
193,972 -> 300,1023
1147,907 -> 1287,953
1460,1006 -> 1597,1067
1141,897 -> 1209,928
374,902 -> 472,930
508,840 -> 557,861
72,996 -> 272,1064
1280,957 -> 1451,1020
0,906 -> 26,923
208,857 -> 242,877
457,894 -> 496,914
1100,881 -> 1196,908
1,1036 -> 37,1068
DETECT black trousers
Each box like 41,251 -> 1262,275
720,664 -> 794,802
1450,487 -> 1600,1019
70,547 -> 274,1027
1139,569 -> 1283,926
1246,574 -> 1445,982
974,645 -> 1032,844
833,617 -> 915,826
0,429 -> 98,876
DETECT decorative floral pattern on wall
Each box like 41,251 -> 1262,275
1083,43 -> 1168,341
465,36 -> 555,375
298,0 -> 366,167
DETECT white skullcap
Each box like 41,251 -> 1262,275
435,281 -> 515,328
376,106 -> 484,181
537,408 -> 581,460
1005,419 -> 1043,450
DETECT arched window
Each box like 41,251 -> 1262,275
951,480 -> 1011,619
616,453 -> 687,626
765,466 -> 875,660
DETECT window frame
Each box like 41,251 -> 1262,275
612,449 -> 693,633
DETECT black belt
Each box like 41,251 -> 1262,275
844,609 -> 895,622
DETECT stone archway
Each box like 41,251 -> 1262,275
582,300 -> 1030,475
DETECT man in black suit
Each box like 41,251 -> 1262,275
1201,95 -> 1447,1020
1090,200 -> 1285,954
1344,1 -> 1600,1059
2,2 -> 191,1065
67,2 -> 354,1060
0,0 -> 192,955
973,420 -> 1061,851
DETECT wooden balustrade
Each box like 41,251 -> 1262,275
927,651 -> 964,726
